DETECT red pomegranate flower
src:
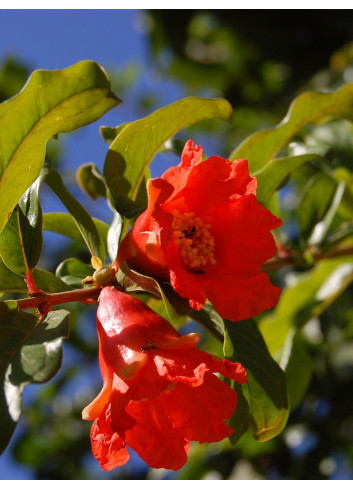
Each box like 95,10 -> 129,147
83,286 -> 247,471
117,140 -> 282,322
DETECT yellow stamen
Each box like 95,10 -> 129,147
171,210 -> 216,271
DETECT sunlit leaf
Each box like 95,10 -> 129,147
230,83 -> 353,175
45,170 -> 105,262
42,212 -> 109,258
103,97 -> 233,211
0,60 -> 120,234
255,153 -> 327,204
107,212 -> 122,262
260,256 -> 353,356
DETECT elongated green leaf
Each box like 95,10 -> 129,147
103,97 -> 233,209
225,380 -> 250,445
100,122 -> 130,145
230,83 -> 353,174
0,208 -> 26,275
0,257 -> 71,293
260,256 -> 353,356
17,173 -> 45,269
0,257 -> 27,292
308,181 -> 346,246
76,162 -> 107,200
297,173 -> 336,238
224,320 -> 288,442
42,212 -> 109,256
32,268 -> 73,293
0,60 -> 120,234
0,301 -> 39,454
0,167 -> 50,275
192,305 -> 288,442
1,309 -> 69,454
56,258 -> 94,287
45,170 -> 104,262
0,302 -> 39,383
255,154 -> 327,204
280,331 -> 313,410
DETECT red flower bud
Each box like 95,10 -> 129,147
83,286 -> 247,471
117,140 -> 282,322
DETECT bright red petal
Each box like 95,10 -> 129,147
160,373 -> 237,443
211,194 -> 282,271
153,348 -> 247,386
164,157 -> 256,215
125,397 -> 189,471
203,266 -> 282,321
90,405 -> 130,471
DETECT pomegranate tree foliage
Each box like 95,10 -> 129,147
0,59 -> 353,477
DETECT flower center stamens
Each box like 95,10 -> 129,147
171,210 -> 216,271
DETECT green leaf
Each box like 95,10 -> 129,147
255,154 -> 327,204
0,302 -> 39,384
32,268 -> 73,293
191,305 -> 288,442
280,331 -> 313,410
0,208 -> 27,275
103,97 -> 233,209
1,309 -> 69,454
0,257 -> 27,292
116,261 -> 179,324
223,319 -> 289,442
0,257 -> 71,293
45,170 -> 105,262
260,256 -> 353,356
76,162 -> 107,200
56,258 -> 94,287
308,180 -> 346,246
297,172 -> 337,238
189,303 -> 224,342
0,302 -> 38,454
100,122 -> 130,145
0,60 -> 120,234
230,83 -> 353,176
43,212 -> 109,256
225,381 -> 250,445
0,167 -> 50,275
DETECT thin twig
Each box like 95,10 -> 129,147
16,286 -> 101,311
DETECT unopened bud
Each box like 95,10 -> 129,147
92,265 -> 116,287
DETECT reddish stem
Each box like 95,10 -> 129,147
17,286 -> 102,311
262,244 -> 353,272
24,269 -> 43,295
